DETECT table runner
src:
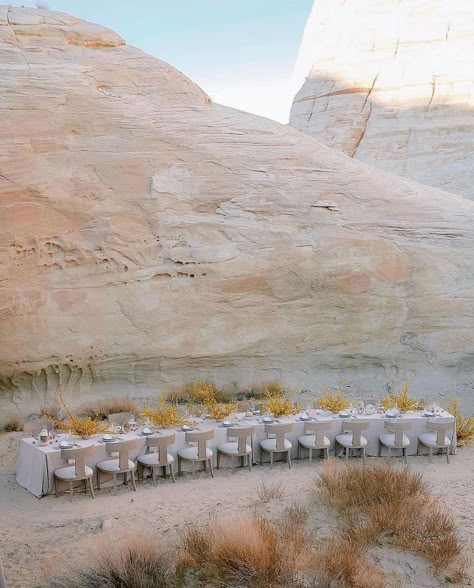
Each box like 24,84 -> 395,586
16,410 -> 456,497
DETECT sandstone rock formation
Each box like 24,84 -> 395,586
290,0 -> 474,200
1,6 -> 474,415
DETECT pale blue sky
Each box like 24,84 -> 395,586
21,0 -> 313,122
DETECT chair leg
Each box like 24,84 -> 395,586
297,443 -> 301,459
404,448 -> 408,464
113,473 -> 117,495
209,459 -> 214,478
378,443 -> 382,457
69,481 -> 74,502
429,447 -> 433,463
417,441 -> 420,456
248,454 -> 252,471
170,464 -> 176,483
309,448 -> 312,464
388,447 -> 391,459
83,479 -> 87,494
362,447 -> 366,464
54,477 -> 59,498
203,459 -> 207,472
345,447 -> 349,460
178,455 -> 182,476
287,451 -> 291,469
88,477 -> 95,499
131,469 -> 137,491
97,470 -> 101,490
152,467 -> 156,486
191,461 -> 195,479
123,471 -> 128,485
446,447 -> 450,464
216,451 -> 220,469
270,452 -> 273,470
326,447 -> 330,459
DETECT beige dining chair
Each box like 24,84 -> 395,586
417,418 -> 454,463
96,438 -> 137,494
378,419 -> 412,463
54,444 -> 95,501
0,556 -> 6,588
297,420 -> 332,462
216,426 -> 255,471
24,419 -> 54,437
107,412 -> 134,426
336,420 -> 370,462
177,429 -> 215,478
137,433 -> 176,484
260,423 -> 293,469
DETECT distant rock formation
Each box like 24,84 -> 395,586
290,0 -> 474,200
1,6 -> 474,415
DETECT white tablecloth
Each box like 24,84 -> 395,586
16,411 -> 456,497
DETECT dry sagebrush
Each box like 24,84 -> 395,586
445,397 -> 474,446
314,460 -> 466,581
42,537 -> 173,588
1,415 -> 23,432
316,387 -> 351,413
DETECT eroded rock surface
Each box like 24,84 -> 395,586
290,0 -> 474,200
1,6 -> 474,415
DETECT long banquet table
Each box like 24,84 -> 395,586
16,410 -> 456,498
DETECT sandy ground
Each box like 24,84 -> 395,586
0,431 -> 472,588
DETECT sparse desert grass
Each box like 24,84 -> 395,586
255,480 -> 285,504
58,389 -> 110,438
43,537 -> 173,588
180,514 -> 310,587
1,415 -> 23,432
79,397 -> 137,421
313,460 -> 466,581
445,397 -> 474,446
40,402 -> 62,422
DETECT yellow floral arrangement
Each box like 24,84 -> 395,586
316,387 -> 350,413
262,381 -> 296,418
57,388 -> 109,438
445,397 -> 474,446
381,383 -> 424,412
195,381 -> 237,421
142,396 -> 187,428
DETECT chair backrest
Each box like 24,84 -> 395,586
427,418 -> 455,446
106,438 -> 137,469
265,423 -> 293,451
185,429 -> 214,459
108,412 -> 134,426
146,433 -> 176,466
342,420 -> 370,446
24,419 -> 54,436
304,420 -> 332,447
384,419 -> 413,446
227,426 -> 255,453
61,444 -> 95,478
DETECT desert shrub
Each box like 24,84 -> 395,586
315,460 -> 426,510
40,402 -> 62,422
381,382 -> 424,411
42,537 -> 173,588
180,514 -> 310,587
313,460 -> 465,581
255,480 -> 285,504
1,415 -> 23,432
79,397 -> 137,421
316,386 -> 350,412
445,397 -> 474,446
142,397 -> 187,428
191,380 -> 238,420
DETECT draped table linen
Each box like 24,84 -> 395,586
16,410 -> 456,497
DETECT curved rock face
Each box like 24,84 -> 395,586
1,6 -> 474,415
290,0 -> 474,200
